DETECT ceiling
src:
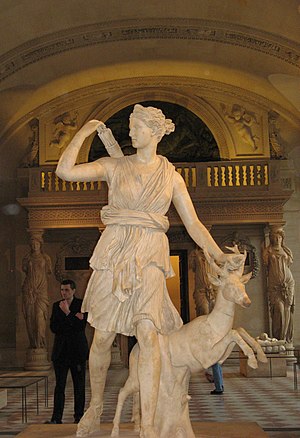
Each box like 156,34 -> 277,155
0,0 -> 299,158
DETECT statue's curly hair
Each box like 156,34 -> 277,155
130,104 -> 175,142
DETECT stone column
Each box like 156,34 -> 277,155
22,229 -> 52,370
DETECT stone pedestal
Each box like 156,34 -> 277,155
24,348 -> 51,371
16,422 -> 268,437
240,354 -> 287,377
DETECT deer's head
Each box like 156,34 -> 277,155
206,245 -> 252,308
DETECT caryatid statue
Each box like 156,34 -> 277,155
22,231 -> 52,350
262,226 -> 295,343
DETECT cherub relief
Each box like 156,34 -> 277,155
221,103 -> 259,151
49,112 -> 78,155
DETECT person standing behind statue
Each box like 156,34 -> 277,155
262,227 -> 295,343
45,279 -> 89,424
208,363 -> 224,395
22,232 -> 52,349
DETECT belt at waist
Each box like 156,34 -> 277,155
101,205 -> 169,232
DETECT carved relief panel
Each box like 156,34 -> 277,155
219,102 -> 269,158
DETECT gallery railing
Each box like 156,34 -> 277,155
18,159 -> 288,201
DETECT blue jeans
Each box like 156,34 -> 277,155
212,363 -> 224,392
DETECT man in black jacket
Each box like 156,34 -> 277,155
46,279 -> 89,424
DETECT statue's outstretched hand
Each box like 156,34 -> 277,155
204,245 -> 246,272
79,120 -> 103,138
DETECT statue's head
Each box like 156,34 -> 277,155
130,104 -> 175,142
269,227 -> 285,246
30,233 -> 43,252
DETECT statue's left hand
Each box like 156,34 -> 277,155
218,252 -> 246,271
79,120 -> 103,138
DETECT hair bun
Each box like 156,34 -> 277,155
165,119 -> 175,135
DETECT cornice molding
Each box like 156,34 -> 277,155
23,196 -> 287,230
0,18 -> 299,83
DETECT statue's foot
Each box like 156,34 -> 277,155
140,425 -> 158,438
76,405 -> 101,437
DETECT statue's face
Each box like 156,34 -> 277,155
271,233 -> 283,247
31,239 -> 41,252
129,117 -> 154,149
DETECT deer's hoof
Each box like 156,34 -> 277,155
248,356 -> 258,369
258,351 -> 268,363
76,405 -> 101,437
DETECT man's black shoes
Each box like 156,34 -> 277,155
210,389 -> 224,395
44,419 -> 62,424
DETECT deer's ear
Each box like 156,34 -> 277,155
207,273 -> 222,287
241,272 -> 252,284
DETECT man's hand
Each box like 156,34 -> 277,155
75,312 -> 84,320
59,300 -> 70,315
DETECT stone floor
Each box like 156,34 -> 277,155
0,364 -> 299,437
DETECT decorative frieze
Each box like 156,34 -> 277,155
0,19 -> 299,83
27,207 -> 103,229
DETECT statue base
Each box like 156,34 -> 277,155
15,422 -> 268,437
24,348 -> 51,371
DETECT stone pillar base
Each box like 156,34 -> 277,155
24,348 -> 51,371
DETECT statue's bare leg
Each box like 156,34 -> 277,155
136,319 -> 160,438
76,329 -> 115,437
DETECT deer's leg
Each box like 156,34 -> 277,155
236,327 -> 267,363
111,383 -> 139,437
229,329 -> 258,369
112,345 -> 140,437
216,331 -> 258,369
215,341 -> 236,364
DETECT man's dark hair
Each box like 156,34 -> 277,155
61,279 -> 76,290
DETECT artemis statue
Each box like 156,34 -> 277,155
56,104 -> 243,438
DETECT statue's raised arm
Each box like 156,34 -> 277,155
56,120 -> 122,182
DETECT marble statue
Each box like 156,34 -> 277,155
111,246 -> 267,437
56,104 -> 260,438
22,232 -> 52,349
262,227 -> 295,343
255,333 -> 286,354
268,111 -> 285,159
191,247 -> 216,316
20,119 -> 39,167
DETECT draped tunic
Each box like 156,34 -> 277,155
22,252 -> 52,348
82,155 -> 183,336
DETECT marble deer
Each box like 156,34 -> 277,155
111,247 -> 267,438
